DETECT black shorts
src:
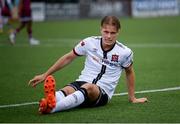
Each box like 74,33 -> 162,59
67,81 -> 109,107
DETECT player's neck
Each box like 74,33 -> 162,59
101,41 -> 116,52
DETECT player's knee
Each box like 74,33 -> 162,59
81,83 -> 94,92
61,86 -> 76,96
81,83 -> 99,100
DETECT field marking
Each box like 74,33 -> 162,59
1,43 -> 180,48
0,102 -> 39,109
0,38 -> 180,48
113,86 -> 180,96
0,86 -> 180,109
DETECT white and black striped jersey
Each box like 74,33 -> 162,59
73,36 -> 133,99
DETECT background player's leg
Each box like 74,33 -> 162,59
9,22 -> 25,44
16,21 -> 26,33
26,20 -> 32,39
0,9 -> 3,33
26,20 -> 39,45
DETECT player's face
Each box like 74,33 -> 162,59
101,24 -> 119,46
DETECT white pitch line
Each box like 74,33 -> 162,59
0,37 -> 180,48
0,86 -> 180,109
1,43 -> 180,48
113,86 -> 180,96
0,102 -> 38,109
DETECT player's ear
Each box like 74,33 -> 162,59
117,29 -> 120,35
100,26 -> 103,34
100,26 -> 102,31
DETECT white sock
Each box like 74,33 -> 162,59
51,90 -> 85,113
55,90 -> 66,102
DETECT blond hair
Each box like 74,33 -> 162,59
101,16 -> 121,31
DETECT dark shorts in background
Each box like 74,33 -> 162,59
2,6 -> 11,17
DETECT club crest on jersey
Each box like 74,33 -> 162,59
111,55 -> 119,62
80,41 -> 85,46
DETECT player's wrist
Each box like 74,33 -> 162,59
43,73 -> 49,79
128,96 -> 136,103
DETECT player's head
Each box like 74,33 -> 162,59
101,16 -> 121,31
100,16 -> 120,46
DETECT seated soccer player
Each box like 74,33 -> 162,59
29,15 -> 148,114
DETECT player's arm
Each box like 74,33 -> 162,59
125,65 -> 148,103
29,50 -> 78,87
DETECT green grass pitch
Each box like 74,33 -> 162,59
0,16 -> 180,123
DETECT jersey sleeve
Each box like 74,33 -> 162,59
121,49 -> 133,68
73,39 -> 87,56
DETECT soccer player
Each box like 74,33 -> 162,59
29,16 -> 148,114
0,0 -> 18,33
0,2 -> 2,33
9,0 -> 39,45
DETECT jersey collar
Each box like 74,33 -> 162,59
100,38 -> 116,53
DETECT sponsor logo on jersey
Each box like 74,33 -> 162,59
102,58 -> 120,67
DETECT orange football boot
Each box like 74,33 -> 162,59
39,75 -> 56,114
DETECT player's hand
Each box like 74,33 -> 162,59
28,74 -> 46,87
130,97 -> 148,103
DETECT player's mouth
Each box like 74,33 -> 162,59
104,39 -> 114,45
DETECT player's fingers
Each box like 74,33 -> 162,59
142,98 -> 148,102
138,98 -> 148,103
28,74 -> 45,87
28,79 -> 33,86
30,78 -> 44,87
28,79 -> 36,86
28,77 -> 40,86
32,81 -> 40,87
132,97 -> 148,103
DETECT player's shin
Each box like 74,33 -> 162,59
55,90 -> 66,102
51,89 -> 87,113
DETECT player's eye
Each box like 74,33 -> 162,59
111,32 -> 116,35
104,31 -> 109,33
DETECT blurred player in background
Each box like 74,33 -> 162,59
0,0 -> 2,33
0,0 -> 18,33
29,15 -> 147,114
9,0 -> 39,45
